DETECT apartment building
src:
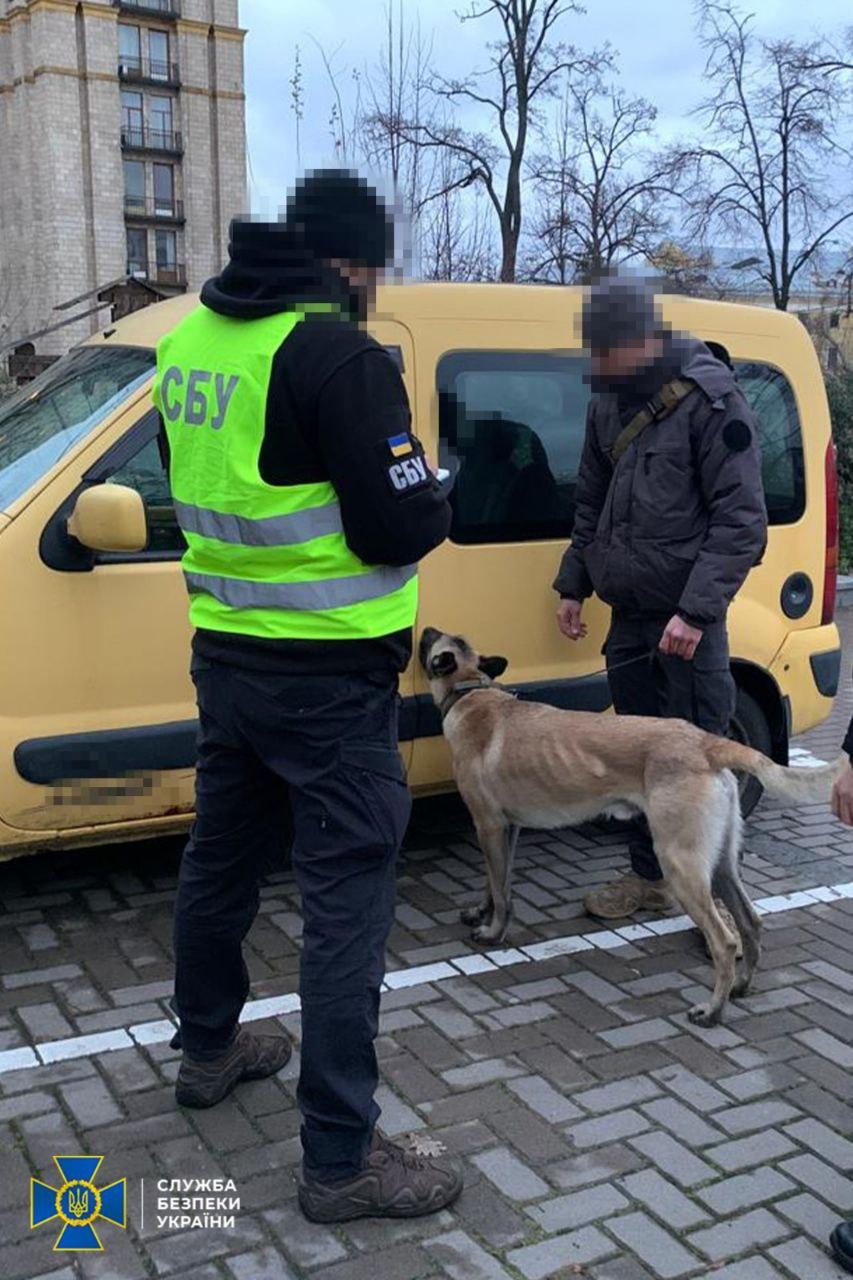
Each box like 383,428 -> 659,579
0,0 -> 247,364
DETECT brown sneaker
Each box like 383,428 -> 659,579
584,873 -> 674,920
175,1026 -> 292,1109
700,900 -> 744,960
297,1127 -> 464,1223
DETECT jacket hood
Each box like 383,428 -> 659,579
678,336 -> 737,402
200,222 -> 363,321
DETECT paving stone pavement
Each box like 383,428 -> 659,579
2,613 -> 853,1278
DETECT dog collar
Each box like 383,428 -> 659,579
439,678 -> 494,721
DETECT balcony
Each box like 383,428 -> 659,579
115,0 -> 180,18
118,56 -> 180,88
152,263 -> 186,288
124,195 -> 185,223
121,126 -> 183,156
126,262 -> 187,289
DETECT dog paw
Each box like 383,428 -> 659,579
460,904 -> 489,926
687,1002 -> 721,1027
471,923 -> 505,946
730,978 -> 750,999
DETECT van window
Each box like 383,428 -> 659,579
438,351 -> 587,544
0,346 -> 155,512
104,435 -> 184,556
438,351 -> 805,544
734,362 -> 805,525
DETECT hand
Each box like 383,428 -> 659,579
557,598 -> 588,640
659,614 -> 703,660
832,763 -> 853,826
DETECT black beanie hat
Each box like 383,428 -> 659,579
582,275 -> 662,352
284,169 -> 395,269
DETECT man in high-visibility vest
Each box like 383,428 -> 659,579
154,171 -> 459,1222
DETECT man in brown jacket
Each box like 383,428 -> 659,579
554,275 -> 768,920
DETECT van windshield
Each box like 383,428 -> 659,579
0,345 -> 155,511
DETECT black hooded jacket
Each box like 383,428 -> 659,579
182,224 -> 451,674
553,337 -> 768,627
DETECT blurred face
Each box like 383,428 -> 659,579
590,335 -> 663,380
327,259 -> 384,309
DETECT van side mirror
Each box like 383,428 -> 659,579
67,484 -> 148,554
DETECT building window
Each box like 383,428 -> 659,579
155,229 -> 178,282
127,228 -> 148,278
124,160 -> 146,213
148,29 -> 170,81
118,24 -> 141,75
149,95 -> 173,149
121,91 -> 144,147
153,163 -> 174,217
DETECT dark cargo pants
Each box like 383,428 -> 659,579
172,655 -> 411,1183
604,613 -> 736,881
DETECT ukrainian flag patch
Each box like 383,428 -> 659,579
387,432 -> 414,458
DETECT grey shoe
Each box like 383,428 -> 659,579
584,873 -> 675,920
297,1127 -> 464,1223
175,1026 -> 292,1109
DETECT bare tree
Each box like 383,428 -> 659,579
307,37 -> 364,167
794,26 -> 853,79
360,4 -> 431,214
523,78 -> 677,282
399,1 -> 605,281
341,2 -> 500,280
290,46 -> 304,168
419,150 -> 497,280
358,2 -> 447,270
676,2 -> 853,310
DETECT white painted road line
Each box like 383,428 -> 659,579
38,1029 -> 133,1064
1,875 -> 852,1079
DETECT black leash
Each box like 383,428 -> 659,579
585,648 -> 659,680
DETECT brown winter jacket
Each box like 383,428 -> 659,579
553,339 -> 768,627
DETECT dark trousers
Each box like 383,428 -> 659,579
172,656 -> 411,1183
605,613 -> 736,881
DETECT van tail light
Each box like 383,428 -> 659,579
822,439 -> 839,625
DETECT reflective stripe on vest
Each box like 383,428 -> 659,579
154,304 -> 419,642
184,563 -> 417,611
173,498 -> 344,547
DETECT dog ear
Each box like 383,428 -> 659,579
429,651 -> 458,677
479,654 -> 508,679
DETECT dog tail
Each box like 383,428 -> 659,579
705,738 -> 847,805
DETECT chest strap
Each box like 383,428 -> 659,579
609,376 -> 696,464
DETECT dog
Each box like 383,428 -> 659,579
419,626 -> 845,1026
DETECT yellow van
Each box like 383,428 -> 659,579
0,285 -> 841,859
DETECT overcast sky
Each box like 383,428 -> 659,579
240,0 -> 847,222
